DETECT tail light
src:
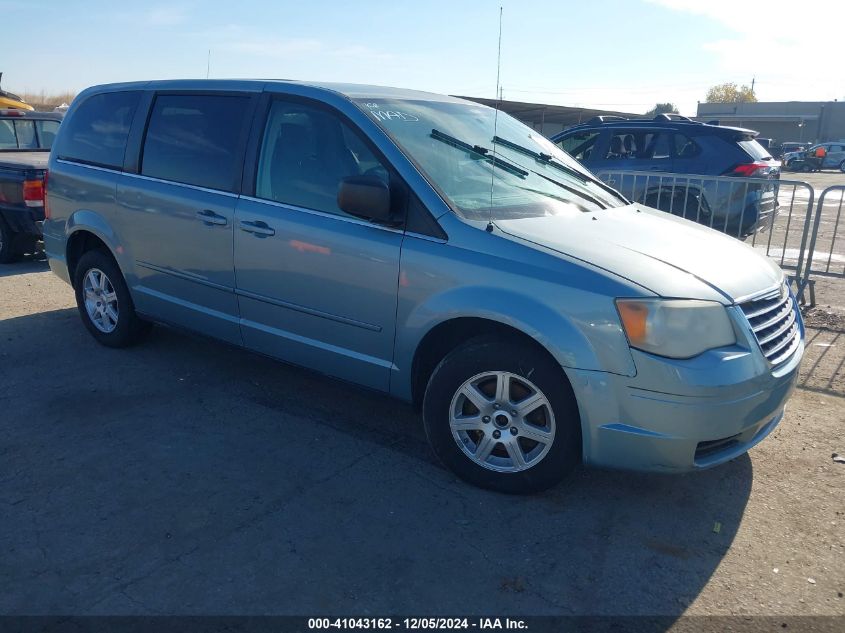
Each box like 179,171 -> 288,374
23,178 -> 45,208
726,162 -> 770,178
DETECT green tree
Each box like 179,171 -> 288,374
705,83 -> 757,103
644,102 -> 679,117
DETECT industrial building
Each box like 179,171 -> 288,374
696,101 -> 845,145
457,96 -> 635,137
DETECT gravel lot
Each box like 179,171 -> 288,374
1,257 -> 843,618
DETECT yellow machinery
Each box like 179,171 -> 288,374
0,73 -> 34,111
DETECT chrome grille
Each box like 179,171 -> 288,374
740,286 -> 801,366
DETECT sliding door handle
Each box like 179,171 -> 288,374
196,210 -> 228,226
239,220 -> 276,237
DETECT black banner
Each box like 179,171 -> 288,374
0,617 -> 842,633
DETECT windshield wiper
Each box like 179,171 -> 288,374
492,135 -> 589,182
492,135 -> 629,204
430,129 -> 528,179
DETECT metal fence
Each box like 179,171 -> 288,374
798,185 -> 845,304
597,170 -> 823,302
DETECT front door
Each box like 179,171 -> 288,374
117,93 -> 253,344
234,98 -> 403,391
825,144 -> 845,169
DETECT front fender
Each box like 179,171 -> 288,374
392,284 -> 636,400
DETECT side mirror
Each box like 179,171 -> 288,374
337,175 -> 393,223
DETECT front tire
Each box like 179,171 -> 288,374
73,250 -> 151,347
422,336 -> 581,494
839,160 -> 845,173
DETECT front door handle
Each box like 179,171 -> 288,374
196,209 -> 228,226
239,220 -> 276,237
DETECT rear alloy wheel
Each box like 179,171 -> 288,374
73,249 -> 151,347
423,336 -> 581,493
82,268 -> 120,334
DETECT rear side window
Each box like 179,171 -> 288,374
55,91 -> 140,169
141,94 -> 250,192
605,129 -> 671,160
674,133 -> 701,158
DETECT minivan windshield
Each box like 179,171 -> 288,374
353,98 -> 625,221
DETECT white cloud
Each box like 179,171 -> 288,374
646,0 -> 845,102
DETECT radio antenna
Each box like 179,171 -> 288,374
487,6 -> 503,233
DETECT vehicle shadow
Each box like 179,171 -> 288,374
798,326 -> 845,398
0,309 -> 753,620
0,252 -> 48,278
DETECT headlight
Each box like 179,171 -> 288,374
615,299 -> 736,359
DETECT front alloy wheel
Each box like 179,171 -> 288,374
450,371 -> 556,473
423,336 -> 581,493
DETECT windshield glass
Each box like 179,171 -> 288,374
353,98 -> 625,221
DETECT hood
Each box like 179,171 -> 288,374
495,204 -> 783,303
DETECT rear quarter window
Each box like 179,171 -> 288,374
54,91 -> 141,169
737,139 -> 772,161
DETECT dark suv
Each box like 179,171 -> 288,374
551,114 -> 780,238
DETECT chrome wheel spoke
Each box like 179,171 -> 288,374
460,383 -> 489,412
104,305 -> 119,326
474,433 -> 497,462
451,415 -> 484,432
505,440 -> 527,469
102,291 -> 117,304
515,391 -> 545,417
494,373 -> 509,403
519,424 -> 553,445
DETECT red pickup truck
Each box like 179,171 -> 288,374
0,108 -> 61,263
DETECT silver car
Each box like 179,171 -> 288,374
42,80 -> 804,493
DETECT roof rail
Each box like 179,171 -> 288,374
586,115 -> 628,125
653,113 -> 693,122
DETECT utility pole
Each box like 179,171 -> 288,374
751,76 -> 755,93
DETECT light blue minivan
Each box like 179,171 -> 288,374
43,80 -> 803,493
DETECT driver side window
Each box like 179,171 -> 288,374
256,101 -> 388,217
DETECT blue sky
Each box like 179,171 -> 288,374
1,0 -> 841,115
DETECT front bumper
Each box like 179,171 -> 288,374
567,333 -> 803,473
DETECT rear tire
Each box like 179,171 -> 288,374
73,249 -> 152,348
422,336 -> 581,494
840,160 -> 845,173
0,218 -> 20,264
